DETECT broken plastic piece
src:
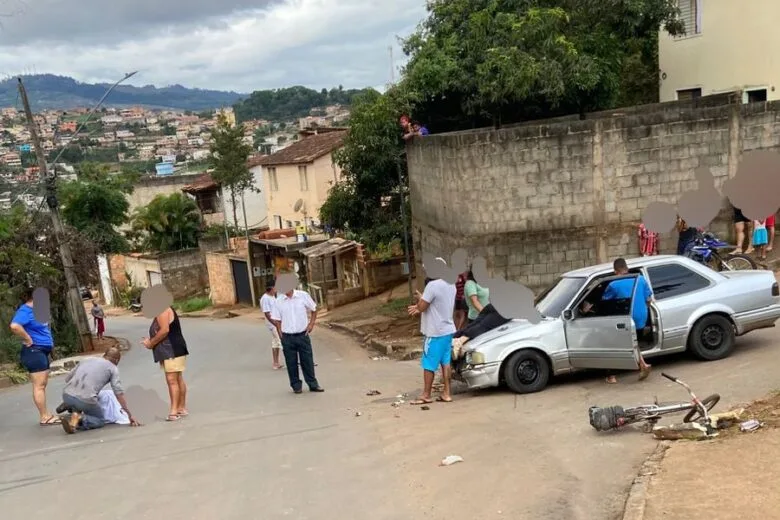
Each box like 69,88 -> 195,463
440,455 -> 464,466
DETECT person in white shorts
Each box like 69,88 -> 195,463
260,283 -> 284,370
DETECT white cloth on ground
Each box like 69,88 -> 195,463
98,387 -> 130,425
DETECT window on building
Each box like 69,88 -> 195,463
677,88 -> 702,101
746,89 -> 768,103
285,220 -> 293,229
273,215 -> 283,229
646,264 -> 711,301
676,0 -> 702,37
299,165 -> 309,191
268,167 -> 278,191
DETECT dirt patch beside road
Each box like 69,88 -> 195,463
643,392 -> 780,520
322,282 -> 423,356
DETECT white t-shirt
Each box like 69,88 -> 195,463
420,279 -> 456,338
97,387 -> 130,425
259,292 -> 278,331
270,290 -> 317,334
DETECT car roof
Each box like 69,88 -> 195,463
563,255 -> 705,278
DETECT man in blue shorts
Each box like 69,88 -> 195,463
585,257 -> 654,384
408,275 -> 456,404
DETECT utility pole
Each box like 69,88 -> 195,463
18,78 -> 94,352
396,157 -> 414,302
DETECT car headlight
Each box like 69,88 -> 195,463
467,351 -> 486,365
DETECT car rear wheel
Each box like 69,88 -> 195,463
688,314 -> 736,361
503,349 -> 550,394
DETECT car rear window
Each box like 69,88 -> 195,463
646,264 -> 710,300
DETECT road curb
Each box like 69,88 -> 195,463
326,322 -> 394,356
621,441 -> 670,520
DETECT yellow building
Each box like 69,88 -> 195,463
659,0 -> 780,103
257,129 -> 347,230
218,106 -> 236,127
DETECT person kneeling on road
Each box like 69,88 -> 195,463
57,347 -> 141,433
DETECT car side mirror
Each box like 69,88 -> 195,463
562,310 -> 573,321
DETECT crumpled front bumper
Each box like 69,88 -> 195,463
457,361 -> 501,391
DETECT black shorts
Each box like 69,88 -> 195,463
455,300 -> 468,311
733,207 -> 750,223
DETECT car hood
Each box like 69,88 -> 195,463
466,317 -> 554,349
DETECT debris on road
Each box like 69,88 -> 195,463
709,408 -> 745,429
371,356 -> 389,361
366,390 -> 382,396
652,422 -> 716,441
355,411 -> 362,417
421,405 -> 430,411
440,455 -> 464,466
740,419 -> 762,432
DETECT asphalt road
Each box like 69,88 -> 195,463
1,315 -> 778,520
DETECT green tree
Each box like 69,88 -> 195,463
59,162 -> 135,254
401,0 -> 685,131
0,205 -> 99,361
253,125 -> 271,148
319,88 -> 411,252
209,114 -> 254,231
130,193 -> 202,252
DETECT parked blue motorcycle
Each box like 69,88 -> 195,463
683,230 -> 758,271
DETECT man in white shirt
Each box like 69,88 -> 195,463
408,276 -> 457,405
259,283 -> 284,370
270,285 -> 325,394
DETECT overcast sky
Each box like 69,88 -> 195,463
0,0 -> 427,92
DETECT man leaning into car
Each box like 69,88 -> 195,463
581,258 -> 654,384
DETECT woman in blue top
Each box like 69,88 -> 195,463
9,287 -> 61,425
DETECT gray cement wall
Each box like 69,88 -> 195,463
406,93 -> 780,292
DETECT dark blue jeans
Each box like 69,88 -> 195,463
62,393 -> 106,431
280,332 -> 319,392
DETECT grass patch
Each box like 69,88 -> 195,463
0,366 -> 28,384
174,296 -> 212,313
378,298 -> 410,316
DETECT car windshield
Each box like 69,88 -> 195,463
535,276 -> 587,318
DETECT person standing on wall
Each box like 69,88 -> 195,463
270,283 -> 325,394
8,287 -> 61,426
260,282 -> 284,370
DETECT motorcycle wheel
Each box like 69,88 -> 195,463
724,253 -> 758,271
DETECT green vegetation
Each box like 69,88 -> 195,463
400,0 -> 685,131
0,205 -> 99,362
0,74 -> 244,111
130,193 -> 202,252
233,85 -> 374,123
58,162 -> 137,254
173,296 -> 212,313
378,298 -> 409,316
209,114 -> 255,231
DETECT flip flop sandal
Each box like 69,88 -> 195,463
436,396 -> 453,403
176,411 -> 189,417
166,414 -> 182,422
410,399 -> 433,405
605,377 -> 618,384
40,415 -> 62,425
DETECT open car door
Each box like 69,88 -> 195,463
564,273 -> 641,371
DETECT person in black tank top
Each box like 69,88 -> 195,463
143,306 -> 189,422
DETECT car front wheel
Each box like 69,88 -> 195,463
688,314 -> 736,361
503,349 -> 551,394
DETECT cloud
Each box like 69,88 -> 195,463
0,0 -> 426,92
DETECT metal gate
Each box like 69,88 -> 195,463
148,271 -> 162,287
231,259 -> 252,305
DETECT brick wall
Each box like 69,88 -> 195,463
157,249 -> 209,300
206,252 -> 236,306
108,254 -> 128,290
407,93 -> 779,292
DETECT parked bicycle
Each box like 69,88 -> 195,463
684,230 -> 758,271
588,373 -> 720,434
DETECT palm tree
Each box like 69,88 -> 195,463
131,193 -> 202,252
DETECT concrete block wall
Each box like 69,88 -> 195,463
407,94 -> 780,292
158,249 -> 209,300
